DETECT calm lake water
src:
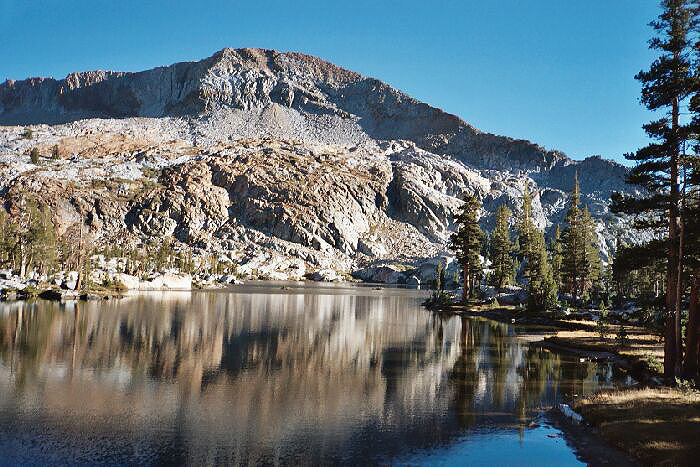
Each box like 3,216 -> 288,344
0,283 -> 629,466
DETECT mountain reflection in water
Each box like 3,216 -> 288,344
0,284 -> 628,465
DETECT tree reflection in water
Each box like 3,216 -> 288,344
0,288 -> 630,465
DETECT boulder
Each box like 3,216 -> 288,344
352,264 -> 405,283
309,269 -> 341,282
218,275 -> 242,285
61,271 -> 79,290
139,273 -> 192,290
357,238 -> 387,257
496,287 -> 527,306
0,278 -> 26,291
113,273 -> 140,290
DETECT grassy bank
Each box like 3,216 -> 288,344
573,388 -> 700,466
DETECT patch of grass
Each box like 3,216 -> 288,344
574,388 -> 700,466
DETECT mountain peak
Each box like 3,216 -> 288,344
1,48 -> 580,173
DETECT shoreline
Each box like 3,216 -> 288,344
426,303 -> 664,385
425,302 -> 700,466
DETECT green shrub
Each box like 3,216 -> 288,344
30,148 -> 40,164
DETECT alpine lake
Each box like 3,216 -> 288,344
0,282 -> 633,465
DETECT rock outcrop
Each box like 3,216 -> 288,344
0,48 -> 643,281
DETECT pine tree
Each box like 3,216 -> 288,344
490,206 -> 513,290
450,194 -> 484,302
561,173 -> 584,300
527,229 -> 558,311
681,45 -> 700,378
518,184 -> 534,261
603,261 -> 614,307
27,203 -> 57,275
0,209 -> 17,269
559,173 -> 603,303
550,225 -> 563,290
582,206 -> 603,302
610,0 -> 698,379
435,260 -> 446,291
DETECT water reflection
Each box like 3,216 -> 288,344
0,286 -> 626,465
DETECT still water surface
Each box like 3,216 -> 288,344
0,283 -> 628,465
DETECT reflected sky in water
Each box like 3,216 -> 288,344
0,283 -> 629,465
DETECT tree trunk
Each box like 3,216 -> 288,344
665,94 -> 682,381
19,242 -> 26,279
462,260 -> 469,303
682,274 -> 699,380
75,221 -> 84,291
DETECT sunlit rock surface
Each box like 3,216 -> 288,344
0,48 -> 645,278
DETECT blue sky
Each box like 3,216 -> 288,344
1,1 -> 661,165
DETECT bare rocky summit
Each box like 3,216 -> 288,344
0,48 -> 641,283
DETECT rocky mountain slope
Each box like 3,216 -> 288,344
0,48 -> 640,282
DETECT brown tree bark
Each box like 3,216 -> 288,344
665,94 -> 682,380
462,260 -> 469,303
75,221 -> 83,291
682,274 -> 699,380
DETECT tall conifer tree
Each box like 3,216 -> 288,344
518,184 -> 534,261
550,225 -> 563,290
527,229 -> 559,312
610,0 -> 697,379
561,173 -> 584,299
490,206 -> 513,290
450,194 -> 484,302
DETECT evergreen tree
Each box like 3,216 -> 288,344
610,0 -> 698,379
561,173 -> 585,300
436,260 -> 446,291
450,194 -> 484,302
560,174 -> 602,303
527,229 -> 559,311
677,0 -> 700,381
518,184 -> 534,261
550,225 -> 563,290
582,206 -> 603,302
603,261 -> 614,307
612,232 -> 630,307
0,209 -> 17,269
490,206 -> 513,289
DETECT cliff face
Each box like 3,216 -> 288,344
1,48 -> 570,171
0,48 -> 641,279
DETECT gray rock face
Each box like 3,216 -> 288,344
0,48 -> 644,279
2,48 -> 606,174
